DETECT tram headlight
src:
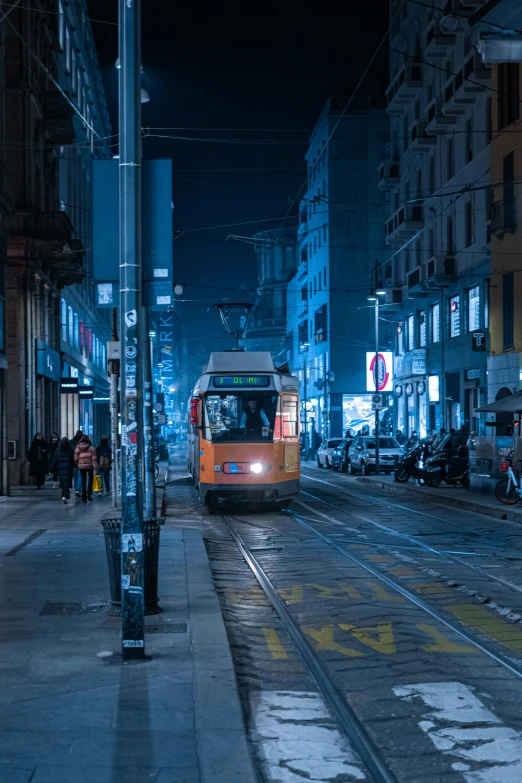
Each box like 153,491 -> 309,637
250,463 -> 263,474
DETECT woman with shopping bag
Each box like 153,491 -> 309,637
74,436 -> 98,503
95,436 -> 112,497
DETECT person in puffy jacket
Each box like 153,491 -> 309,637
50,438 -> 74,503
95,436 -> 112,496
74,435 -> 98,503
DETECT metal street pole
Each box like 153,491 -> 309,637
109,308 -> 119,510
375,295 -> 380,476
118,0 -> 145,658
302,349 -> 308,460
142,307 -> 156,517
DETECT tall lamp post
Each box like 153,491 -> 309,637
368,264 -> 386,476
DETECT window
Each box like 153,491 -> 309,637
323,267 -> 327,286
61,299 -> 67,341
204,392 -> 278,443
65,28 -> 71,72
465,201 -> 473,247
428,227 -> 434,258
314,304 -> 327,341
403,115 -> 409,152
503,272 -> 514,350
67,305 -> 73,344
450,295 -> 460,337
468,286 -> 480,332
74,313 -> 79,349
300,246 -> 307,264
503,152 -> 516,232
446,216 -> 454,256
281,394 -> 298,438
398,322 -> 403,354
404,246 -> 410,274
419,310 -> 426,347
498,63 -> 519,129
486,97 -> 492,144
431,303 -> 440,343
485,279 -> 489,329
58,2 -> 65,49
465,116 -> 473,163
298,321 -> 308,347
429,156 -> 435,192
301,284 -> 307,301
71,51 -> 77,93
407,314 -> 414,351
446,137 -> 454,180
314,276 -> 317,295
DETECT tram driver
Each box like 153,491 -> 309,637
240,398 -> 271,435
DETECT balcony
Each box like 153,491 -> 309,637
385,204 -> 423,246
41,91 -> 76,146
424,18 -> 457,60
410,120 -> 437,152
424,256 -> 456,288
381,287 -> 403,306
406,265 -> 428,297
425,97 -> 457,135
491,199 -> 516,237
386,63 -> 423,114
377,161 -> 400,190
297,298 -> 309,317
443,54 -> 491,114
8,210 -> 74,240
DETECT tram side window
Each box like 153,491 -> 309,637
282,395 -> 298,438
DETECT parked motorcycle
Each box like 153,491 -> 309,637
424,445 -> 469,487
394,438 -> 433,483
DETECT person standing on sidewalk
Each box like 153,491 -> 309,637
95,436 -> 112,496
69,429 -> 83,497
74,435 -> 98,503
27,433 -> 49,488
49,438 -> 74,504
48,432 -> 60,487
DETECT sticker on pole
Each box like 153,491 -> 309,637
125,309 -> 137,327
372,394 -> 382,410
122,533 -> 142,553
125,345 -> 137,359
123,640 -> 144,648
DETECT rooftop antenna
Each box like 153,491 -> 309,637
213,302 -> 254,350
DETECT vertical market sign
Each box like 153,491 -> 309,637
366,351 -> 393,392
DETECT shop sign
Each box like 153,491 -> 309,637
466,367 -> 480,380
411,349 -> 426,375
36,339 -> 61,382
405,383 -> 414,396
395,384 -> 402,397
78,386 -> 94,399
472,330 -> 486,351
60,377 -> 78,393
428,375 -> 439,402
417,381 -> 426,395
366,351 -> 393,392
394,353 -> 411,378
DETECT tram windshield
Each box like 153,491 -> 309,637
204,392 -> 278,442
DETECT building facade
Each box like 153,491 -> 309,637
386,0 -> 492,439
241,228 -> 297,364
286,97 -> 389,443
3,0 -> 112,487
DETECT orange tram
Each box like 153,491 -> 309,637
188,351 -> 300,510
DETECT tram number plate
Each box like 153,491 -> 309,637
224,462 -> 250,474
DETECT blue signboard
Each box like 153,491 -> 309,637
36,339 -> 61,382
92,158 -> 173,309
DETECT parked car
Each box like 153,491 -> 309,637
316,438 -> 343,469
331,438 -> 354,472
347,436 -> 402,475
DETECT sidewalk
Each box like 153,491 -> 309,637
0,478 -> 256,782
356,473 -> 522,522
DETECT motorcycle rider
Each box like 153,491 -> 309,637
405,430 -> 419,451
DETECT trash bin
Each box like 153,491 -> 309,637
101,517 -> 164,616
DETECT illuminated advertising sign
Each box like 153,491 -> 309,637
366,352 -> 393,392
212,376 -> 270,388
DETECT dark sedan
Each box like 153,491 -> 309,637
331,438 -> 353,472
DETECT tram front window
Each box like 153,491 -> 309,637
204,392 -> 278,442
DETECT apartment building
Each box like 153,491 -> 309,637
386,0 -> 492,437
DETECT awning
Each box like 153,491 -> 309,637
476,392 -> 522,414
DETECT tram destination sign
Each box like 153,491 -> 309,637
212,375 -> 270,388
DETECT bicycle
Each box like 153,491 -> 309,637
495,452 -> 522,504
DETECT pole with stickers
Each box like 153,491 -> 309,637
118,0 -> 145,658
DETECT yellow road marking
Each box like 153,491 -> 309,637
224,586 -> 268,606
278,585 -> 304,604
366,582 -> 404,602
307,583 -> 362,601
417,624 -> 477,654
413,582 -> 451,595
340,622 -> 396,654
446,604 -> 522,652
367,554 -> 396,563
338,582 -> 363,600
262,628 -> 288,659
388,567 -> 417,577
303,624 -> 363,657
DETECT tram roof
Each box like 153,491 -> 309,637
204,351 -> 276,374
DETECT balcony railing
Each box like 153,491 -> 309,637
385,204 -> 423,246
425,18 -> 457,59
386,63 -> 423,114
377,161 -> 400,190
410,120 -> 437,152
491,199 -> 516,237
424,256 -> 456,288
425,97 -> 457,134
443,53 -> 491,115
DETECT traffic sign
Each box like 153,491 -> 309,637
372,394 -> 382,410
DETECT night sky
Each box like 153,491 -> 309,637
87,0 -> 389,357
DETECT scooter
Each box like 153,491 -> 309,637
424,445 -> 469,487
394,438 -> 433,483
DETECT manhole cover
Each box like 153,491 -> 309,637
145,623 -> 187,634
40,601 -> 107,615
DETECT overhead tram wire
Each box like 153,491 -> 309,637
0,0 -> 22,24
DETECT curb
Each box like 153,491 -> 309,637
184,529 -> 258,783
356,475 -> 522,523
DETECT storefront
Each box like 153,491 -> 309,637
35,340 -> 61,437
471,391 -> 522,494
60,377 -> 79,439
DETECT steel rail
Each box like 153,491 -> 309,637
221,513 -> 399,783
299,484 -> 522,597
286,509 -> 522,680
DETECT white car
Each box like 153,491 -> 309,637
317,438 -> 342,469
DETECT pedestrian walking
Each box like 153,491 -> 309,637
74,435 -> 98,503
95,436 -> 112,496
49,438 -> 74,503
48,432 -> 60,487
27,433 -> 49,488
69,429 -> 83,497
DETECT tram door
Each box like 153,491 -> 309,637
281,394 -> 299,472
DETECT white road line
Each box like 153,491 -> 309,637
393,681 -> 522,782
251,690 -> 366,782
